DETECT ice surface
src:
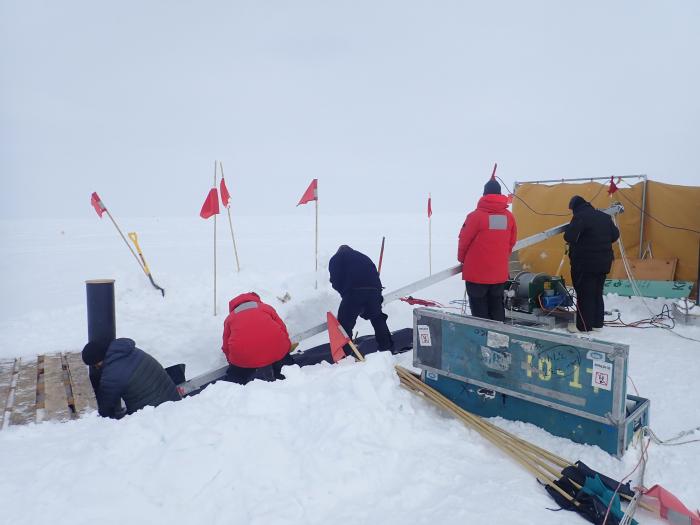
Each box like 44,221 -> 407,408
0,213 -> 698,524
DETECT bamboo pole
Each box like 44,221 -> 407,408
347,339 -> 365,362
378,236 -> 386,275
219,162 -> 241,273
395,366 -> 568,465
213,161 -> 217,316
226,208 -> 240,272
314,198 -> 319,289
555,251 -> 567,277
395,367 -> 576,502
395,366 -> 654,513
428,193 -> 432,276
482,405 -> 654,512
396,368 -> 568,477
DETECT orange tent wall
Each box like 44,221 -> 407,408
512,180 -> 699,289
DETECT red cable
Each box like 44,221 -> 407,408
602,437 -> 651,524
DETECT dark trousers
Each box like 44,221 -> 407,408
465,282 -> 506,321
571,267 -> 606,331
338,289 -> 394,351
225,353 -> 295,386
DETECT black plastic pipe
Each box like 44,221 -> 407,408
86,279 -> 116,346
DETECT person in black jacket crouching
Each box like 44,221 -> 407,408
329,245 -> 394,352
82,338 -> 181,419
564,196 -> 620,332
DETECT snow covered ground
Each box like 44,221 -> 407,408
1,213 -> 698,524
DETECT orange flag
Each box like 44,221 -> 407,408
297,179 -> 318,206
200,188 -> 220,219
327,312 -> 350,363
91,192 -> 106,218
220,177 -> 231,207
642,485 -> 700,524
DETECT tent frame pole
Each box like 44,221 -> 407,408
514,174 -> 646,185
638,176 -> 648,258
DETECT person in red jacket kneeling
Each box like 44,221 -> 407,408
222,292 -> 294,384
457,177 -> 517,321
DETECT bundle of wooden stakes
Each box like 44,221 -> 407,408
395,366 -> 654,524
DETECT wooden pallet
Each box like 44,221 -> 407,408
608,257 -> 678,280
0,352 -> 97,430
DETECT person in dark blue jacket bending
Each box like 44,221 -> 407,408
82,338 -> 181,419
328,245 -> 394,352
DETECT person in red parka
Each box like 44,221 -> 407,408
222,292 -> 293,384
457,177 -> 517,321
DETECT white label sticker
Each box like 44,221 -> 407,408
426,371 -> 438,380
592,361 -> 613,391
487,331 -> 510,348
512,339 -> 537,354
587,351 -> 605,362
480,346 -> 512,371
417,325 -> 432,346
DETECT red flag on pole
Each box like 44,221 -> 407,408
642,485 -> 700,524
220,177 -> 231,207
200,188 -> 220,219
378,236 -> 385,275
427,195 -> 432,218
297,179 -> 318,206
327,312 -> 350,363
91,192 -> 106,218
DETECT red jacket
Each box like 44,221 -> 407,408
222,293 -> 291,368
457,194 -> 517,284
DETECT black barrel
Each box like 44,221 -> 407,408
86,279 -> 116,346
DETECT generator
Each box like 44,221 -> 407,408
503,272 -> 575,328
506,271 -> 573,313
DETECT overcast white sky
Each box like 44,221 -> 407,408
1,1 -> 698,219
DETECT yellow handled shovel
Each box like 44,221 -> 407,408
128,232 -> 165,297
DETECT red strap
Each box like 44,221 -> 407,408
400,296 -> 440,307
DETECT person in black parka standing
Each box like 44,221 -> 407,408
564,196 -> 620,332
328,245 -> 394,352
82,338 -> 181,419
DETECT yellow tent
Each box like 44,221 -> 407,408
512,178 -> 700,291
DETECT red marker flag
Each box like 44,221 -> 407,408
642,485 -> 700,524
220,177 -> 231,207
200,188 -> 220,219
427,195 -> 432,218
91,192 -> 106,218
607,176 -> 619,196
297,178 -> 318,206
327,311 -> 350,363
